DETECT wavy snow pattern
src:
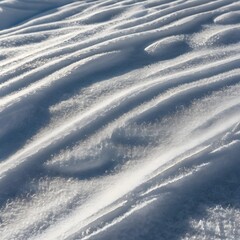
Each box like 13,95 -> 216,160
0,0 -> 240,239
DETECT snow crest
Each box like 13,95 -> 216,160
0,0 -> 240,239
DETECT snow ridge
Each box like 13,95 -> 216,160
0,0 -> 240,239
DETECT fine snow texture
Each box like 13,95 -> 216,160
0,0 -> 240,239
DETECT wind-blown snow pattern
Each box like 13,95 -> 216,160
0,0 -> 240,239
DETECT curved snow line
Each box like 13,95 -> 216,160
1,68 -> 239,190
1,0 -> 240,239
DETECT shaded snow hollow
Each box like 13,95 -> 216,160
0,0 -> 240,239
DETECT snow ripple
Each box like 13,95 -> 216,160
0,0 -> 240,239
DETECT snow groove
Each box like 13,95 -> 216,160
0,0 -> 240,239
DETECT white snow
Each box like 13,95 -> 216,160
0,0 -> 240,239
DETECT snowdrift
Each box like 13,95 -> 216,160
0,0 -> 240,239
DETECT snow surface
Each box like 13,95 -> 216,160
0,0 -> 240,239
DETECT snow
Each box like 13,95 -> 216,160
0,0 -> 240,239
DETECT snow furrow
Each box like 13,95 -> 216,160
0,0 -> 240,239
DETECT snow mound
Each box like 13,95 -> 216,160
214,11 -> 240,25
144,35 -> 188,59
